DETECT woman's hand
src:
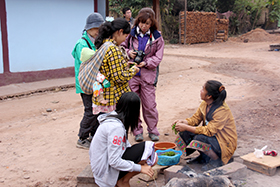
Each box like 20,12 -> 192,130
127,61 -> 136,67
172,120 -> 196,133
174,122 -> 187,132
129,50 -> 137,59
134,66 -> 140,73
136,61 -> 146,68
128,62 -> 140,73
140,165 -> 154,178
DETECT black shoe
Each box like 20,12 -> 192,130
228,157 -> 234,163
186,156 -> 204,164
186,153 -> 209,164
201,159 -> 223,171
76,139 -> 90,150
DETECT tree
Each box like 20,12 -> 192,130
216,0 -> 235,13
109,0 -> 152,18
265,0 -> 280,29
109,0 -> 178,43
187,0 -> 217,12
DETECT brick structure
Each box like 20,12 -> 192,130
180,11 -> 229,44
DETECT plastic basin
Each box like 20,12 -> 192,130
154,142 -> 176,151
156,149 -> 182,166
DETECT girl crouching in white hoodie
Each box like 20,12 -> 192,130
89,92 -> 158,187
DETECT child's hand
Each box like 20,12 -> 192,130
141,165 -> 154,178
131,66 -> 140,73
102,79 -> 110,88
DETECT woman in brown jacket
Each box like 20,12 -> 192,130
173,80 -> 237,170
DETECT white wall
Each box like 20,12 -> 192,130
0,18 -> 3,73
5,0 -> 106,72
98,0 -> 106,18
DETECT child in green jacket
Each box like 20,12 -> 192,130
72,12 -> 105,149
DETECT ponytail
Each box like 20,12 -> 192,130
205,80 -> 227,121
94,22 -> 115,49
94,18 -> 131,49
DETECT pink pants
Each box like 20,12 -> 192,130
129,76 -> 159,136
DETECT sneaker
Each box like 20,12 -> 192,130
149,133 -> 159,141
76,139 -> 90,150
87,135 -> 93,142
135,133 -> 144,142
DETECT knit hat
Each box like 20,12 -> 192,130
80,48 -> 96,62
84,12 -> 105,31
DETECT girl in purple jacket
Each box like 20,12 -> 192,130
121,8 -> 165,142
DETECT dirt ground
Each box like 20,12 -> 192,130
1,30 -> 280,187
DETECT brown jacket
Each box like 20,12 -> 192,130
186,101 -> 237,164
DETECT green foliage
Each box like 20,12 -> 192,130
160,0 -> 179,43
228,0 -> 280,34
172,123 -> 178,134
188,0 -> 217,12
109,0 -> 179,43
267,0 -> 280,22
161,151 -> 176,156
216,0 -> 235,12
109,0 -> 152,18
229,0 -> 268,35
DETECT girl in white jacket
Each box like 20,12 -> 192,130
89,92 -> 157,187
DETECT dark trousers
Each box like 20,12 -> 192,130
180,131 -> 221,162
78,93 -> 100,140
118,142 -> 145,180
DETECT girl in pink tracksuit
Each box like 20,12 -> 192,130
121,8 -> 164,142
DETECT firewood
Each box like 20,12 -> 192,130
180,12 -> 229,44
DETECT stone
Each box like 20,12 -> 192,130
138,164 -> 168,182
163,175 -> 234,187
164,165 -> 197,184
23,176 -> 30,179
77,165 -> 98,187
46,108 -> 52,112
204,161 -> 247,180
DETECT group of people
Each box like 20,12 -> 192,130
72,7 -> 237,187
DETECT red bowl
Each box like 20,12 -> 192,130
155,142 -> 176,151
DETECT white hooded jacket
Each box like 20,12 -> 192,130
89,112 -> 141,187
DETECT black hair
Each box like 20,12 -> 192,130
94,18 -> 131,49
109,92 -> 140,135
122,7 -> 131,14
205,80 -> 227,121
133,12 -> 158,33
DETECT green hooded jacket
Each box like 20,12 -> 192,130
72,31 -> 96,94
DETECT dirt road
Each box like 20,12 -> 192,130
1,34 -> 280,186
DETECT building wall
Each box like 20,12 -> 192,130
98,0 -> 106,18
0,0 -> 107,86
5,0 -> 96,72
0,18 -> 3,73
